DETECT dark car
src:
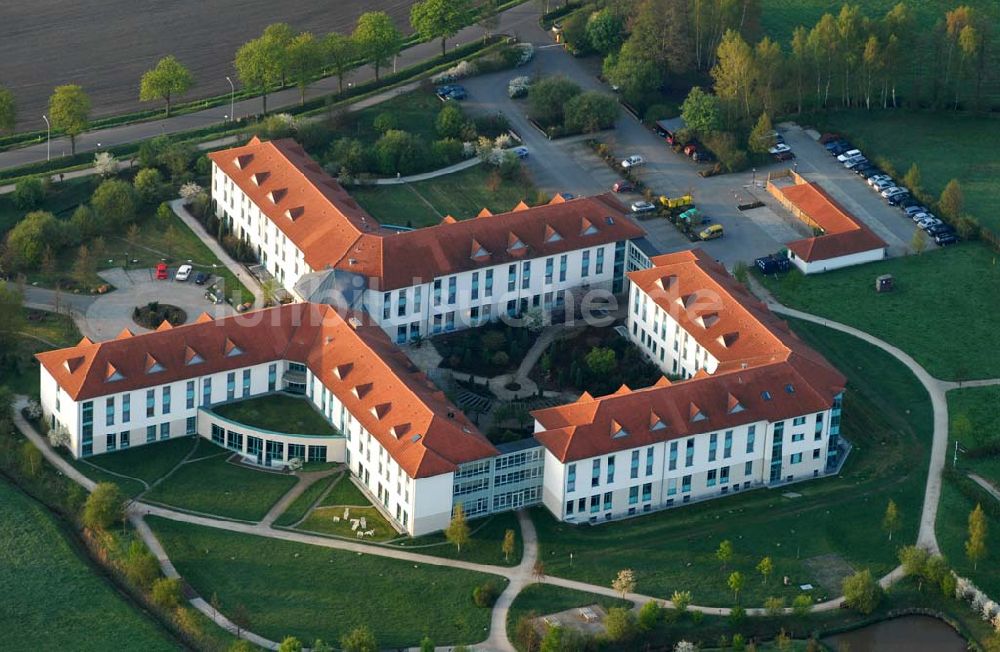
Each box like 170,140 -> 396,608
935,232 -> 959,246
612,180 -> 635,193
828,142 -> 852,156
927,224 -> 954,237
194,271 -> 210,285
897,196 -> 922,210
755,253 -> 791,274
854,163 -> 877,176
904,205 -> 929,217
887,191 -> 911,206
773,150 -> 796,162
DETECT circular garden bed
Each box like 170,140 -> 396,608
133,302 -> 187,330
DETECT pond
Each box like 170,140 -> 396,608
823,614 -> 966,652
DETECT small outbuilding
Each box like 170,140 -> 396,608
876,274 -> 894,293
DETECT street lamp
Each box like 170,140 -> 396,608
226,76 -> 235,122
42,115 -> 50,161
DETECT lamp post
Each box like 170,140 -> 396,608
226,76 -> 235,122
42,115 -> 50,161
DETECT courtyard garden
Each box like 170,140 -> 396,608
272,472 -> 341,528
533,318 -> 932,607
212,393 -> 340,436
533,326 -> 664,397
348,162 -> 539,228
294,474 -> 397,542
0,479 -> 177,652
436,320 -> 536,376
71,436 -> 198,496
149,516 -> 502,648
142,442 -> 297,521
758,243 -> 1000,381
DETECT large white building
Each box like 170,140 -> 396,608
209,137 -> 649,343
530,250 -> 847,523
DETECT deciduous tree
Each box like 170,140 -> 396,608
728,571 -> 745,603
6,210 -> 60,270
716,539 -> 734,569
82,482 -> 125,530
48,85 -> 91,155
502,528 -> 516,562
712,30 -> 754,118
235,36 -> 282,114
756,556 -> 774,585
883,499 -> 900,541
341,625 -> 378,652
410,0 -> 472,56
602,40 -> 663,107
324,33 -> 358,93
563,91 -> 618,134
911,229 -> 927,255
612,568 -> 637,598
286,33 -> 324,105
681,87 -> 721,136
585,9 -> 624,55
91,178 -> 138,227
354,12 -> 403,81
139,56 -> 193,117
939,179 -> 964,220
966,503 -> 988,570
604,607 -> 637,641
748,112 -> 775,154
278,636 -> 303,652
446,503 -> 471,553
843,569 -> 882,614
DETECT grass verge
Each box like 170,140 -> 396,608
273,472 -> 341,527
212,393 -> 339,435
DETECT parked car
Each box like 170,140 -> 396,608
768,143 -> 792,155
904,205 -> 929,217
863,169 -> 887,181
612,180 -> 635,193
881,186 -> 908,199
621,155 -> 644,169
755,253 -> 791,274
911,211 -> 934,223
630,200 -> 656,213
887,191 -> 911,206
896,196 -> 922,210
155,263 -> 168,280
927,224 -> 954,237
699,224 -> 724,240
873,179 -> 896,192
844,156 -> 868,169
175,264 -> 192,282
867,174 -> 891,187
436,85 -> 467,100
854,163 -> 876,175
512,146 -> 529,159
773,150 -> 796,162
828,142 -> 852,156
935,232 -> 959,246
819,133 -> 842,144
194,271 -> 210,285
919,217 -> 944,230
837,149 -> 862,162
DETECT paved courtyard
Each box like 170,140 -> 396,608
80,267 -> 235,342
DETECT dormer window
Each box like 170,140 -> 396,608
145,353 -> 164,374
761,391 -> 772,401
544,225 -> 563,243
225,338 -> 242,357
106,363 -> 124,382
785,384 -> 795,394
185,346 -> 204,366
267,188 -> 287,204
581,219 -> 599,236
611,419 -> 628,439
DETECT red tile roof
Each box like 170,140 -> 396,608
534,249 -> 846,462
36,304 -> 496,478
210,138 -> 644,290
777,182 -> 886,262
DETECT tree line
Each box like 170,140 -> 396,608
0,0 -> 501,145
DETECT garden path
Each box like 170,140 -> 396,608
968,473 -> 1000,504
259,467 -> 341,527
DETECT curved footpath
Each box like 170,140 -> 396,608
12,295 -> 981,651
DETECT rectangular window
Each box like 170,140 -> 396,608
242,369 -> 251,397
448,276 -> 457,304
813,448 -> 821,459
707,469 -> 717,487
485,269 -> 493,297
186,416 -> 197,435
414,286 -> 422,312
396,291 -> 407,317
566,500 -> 574,515
685,439 -> 694,467
146,425 -> 156,443
162,386 -> 171,415
645,446 -> 654,476
105,397 -> 115,427
106,432 -> 116,452
471,272 -> 480,300
591,459 -> 601,487
791,452 -> 803,464
266,364 -> 276,392
792,432 -> 805,442
721,466 -> 730,484
508,264 -> 517,292
160,422 -> 170,440
122,394 -> 130,423
630,450 -> 639,479
667,478 -> 677,496
581,250 -> 590,277
708,433 -> 718,462
202,378 -> 212,406
545,257 -> 553,284
186,380 -> 196,409
606,455 -> 615,483
724,430 -> 733,459
559,255 -> 567,282
745,460 -> 753,476
226,372 -> 235,400
521,261 -> 530,290
746,425 -> 756,454
590,495 -> 599,514
628,486 -> 639,505
642,482 -> 651,502
596,247 -> 605,275
793,416 -> 807,426
120,430 -> 130,449
682,475 -> 692,493
669,441 -> 678,471
145,389 -> 155,418
382,291 -> 391,320
567,463 -> 576,493
603,491 -> 612,511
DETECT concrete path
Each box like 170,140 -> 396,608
940,377 -> 1000,391
12,396 -> 97,492
366,158 -> 481,186
969,473 -> 1000,503
259,467 -> 340,527
0,4 -> 543,172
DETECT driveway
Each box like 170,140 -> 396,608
80,267 -> 235,341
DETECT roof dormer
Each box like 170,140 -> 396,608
105,363 -> 124,382
224,338 -> 242,357
390,423 -> 411,438
727,393 -> 745,414
654,275 -> 676,292
284,206 -> 304,220
251,171 -> 269,186
477,208 -> 493,218
352,383 -> 372,399
470,238 -> 490,260
649,410 -> 667,431
185,346 -> 204,366
234,153 -> 253,169
580,218 -> 599,236
689,402 -> 706,422
544,224 -> 563,243
507,232 -> 526,253
717,332 -> 739,349
610,419 -> 628,439
695,312 -> 720,328
370,403 -> 391,420
267,188 -> 287,204
145,353 -> 165,374
333,363 -> 353,380
63,356 -> 85,374
512,200 -> 530,212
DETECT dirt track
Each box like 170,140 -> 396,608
0,0 -> 417,130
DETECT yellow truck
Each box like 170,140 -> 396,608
659,194 -> 694,209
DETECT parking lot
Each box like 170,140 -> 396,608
459,26 -> 939,270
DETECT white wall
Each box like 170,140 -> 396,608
412,473 -> 456,536
626,282 -> 720,379
788,247 -> 886,275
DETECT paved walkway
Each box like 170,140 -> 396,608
367,158 -> 481,186
969,473 -> 1000,503
259,467 -> 340,527
0,4 -> 542,172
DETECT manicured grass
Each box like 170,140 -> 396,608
349,164 -> 538,228
395,510 -> 524,566
63,454 -> 148,498
212,393 -> 340,436
319,473 -> 370,507
0,479 -> 177,652
814,110 -> 1000,233
273,472 -> 341,527
144,445 -> 297,521
149,516 -> 502,648
297,505 -> 397,542
348,89 -> 446,146
85,436 -> 197,486
936,481 -> 1000,597
3,308 -> 82,397
757,242 -> 1000,380
505,583 -> 632,644
948,385 -> 1000,485
533,318 -> 932,607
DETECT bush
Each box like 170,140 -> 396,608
294,121 -> 334,152
91,178 -> 138,227
644,103 -> 678,123
842,569 -> 882,615
372,112 -> 398,134
328,138 -> 370,177
603,607 -> 637,642
137,135 -> 171,169
12,176 -> 45,210
702,131 -> 749,172
436,103 -> 466,139
5,210 -> 61,270
561,12 -> 591,55
528,76 -> 582,128
431,138 -> 464,166
474,113 -> 509,139
82,482 -> 125,531
133,167 -> 164,204
374,130 -> 430,176
151,577 -> 182,609
472,580 -> 500,607
491,351 -> 510,367
638,600 -> 663,630
564,91 -> 619,134
158,142 -> 196,179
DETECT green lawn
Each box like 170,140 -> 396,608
297,504 -> 397,542
0,176 -> 96,236
348,164 -> 538,228
758,243 -> 1000,381
273,472 -> 341,527
0,479 -> 177,652
347,89 -> 445,146
936,481 -> 1000,598
505,583 -> 632,646
813,111 -> 1000,233
212,394 -> 340,436
143,445 -> 297,521
394,510 -> 524,566
319,473 -> 370,507
3,308 -> 82,397
949,385 -> 1000,485
85,436 -> 197,486
149,516 -> 502,648
533,317 -> 932,607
